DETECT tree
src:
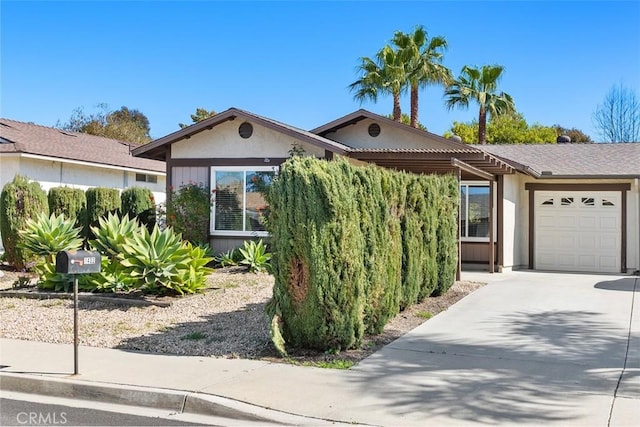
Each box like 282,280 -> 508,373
445,112 -> 557,144
552,125 -> 592,143
179,108 -> 216,128
592,84 -> 640,142
386,113 -> 427,131
392,25 -> 452,128
350,45 -> 407,121
444,65 -> 515,144
59,104 -> 152,144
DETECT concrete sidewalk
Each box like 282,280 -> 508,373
1,271 -> 638,426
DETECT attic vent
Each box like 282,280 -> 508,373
239,122 -> 253,139
557,135 -> 571,144
368,123 -> 381,137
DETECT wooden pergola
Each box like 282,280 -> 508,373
348,148 -> 516,278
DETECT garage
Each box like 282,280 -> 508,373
534,191 -> 621,273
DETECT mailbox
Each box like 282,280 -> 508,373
56,250 -> 101,274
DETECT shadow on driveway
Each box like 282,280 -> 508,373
595,277 -> 639,292
351,309 -> 629,425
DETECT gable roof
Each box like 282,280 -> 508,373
311,109 -> 470,151
0,118 -> 165,173
132,108 -> 352,161
476,143 -> 640,178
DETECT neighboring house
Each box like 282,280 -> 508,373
0,118 -> 166,249
132,107 -> 640,275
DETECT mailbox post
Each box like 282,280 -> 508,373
56,250 -> 101,375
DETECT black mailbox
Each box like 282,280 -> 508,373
56,250 -> 101,274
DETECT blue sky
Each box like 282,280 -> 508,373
2,1 -> 639,141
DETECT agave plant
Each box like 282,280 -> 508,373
120,225 -> 192,295
18,213 -> 83,291
89,213 -> 141,258
19,213 -> 83,257
176,242 -> 215,294
239,239 -> 271,273
214,248 -> 238,267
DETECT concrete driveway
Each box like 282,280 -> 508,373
348,271 -> 639,426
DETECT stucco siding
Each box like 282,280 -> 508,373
0,155 -> 21,190
324,118 -> 455,150
502,174 -> 520,269
171,120 -> 325,159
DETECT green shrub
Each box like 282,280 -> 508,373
121,187 -> 156,230
47,187 -> 87,233
266,157 -> 459,354
18,213 -> 83,291
0,175 -> 49,269
266,158 -> 366,352
85,188 -> 121,239
166,182 -> 210,245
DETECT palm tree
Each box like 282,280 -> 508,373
392,26 -> 452,128
445,65 -> 515,144
350,45 -> 406,121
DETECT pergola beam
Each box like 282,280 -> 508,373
451,158 -> 495,181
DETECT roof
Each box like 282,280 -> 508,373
475,143 -> 640,178
132,108 -> 352,161
311,109 -> 470,151
0,118 -> 165,173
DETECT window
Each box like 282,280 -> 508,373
211,167 -> 276,235
460,183 -> 490,240
581,197 -> 595,207
136,173 -> 158,184
368,123 -> 381,137
238,122 -> 253,139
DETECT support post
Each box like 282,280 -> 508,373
74,275 -> 79,375
456,167 -> 462,281
489,181 -> 495,273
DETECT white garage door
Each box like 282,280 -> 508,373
535,191 -> 621,273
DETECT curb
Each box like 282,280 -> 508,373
0,372 -> 337,425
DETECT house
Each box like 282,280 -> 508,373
0,118 -> 167,248
132,107 -> 640,275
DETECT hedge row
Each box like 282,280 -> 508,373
266,157 -> 458,353
0,175 -> 157,268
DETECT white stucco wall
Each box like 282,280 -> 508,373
0,155 -> 166,250
324,118 -> 456,150
504,174 -> 639,273
0,154 -> 21,189
171,120 -> 325,159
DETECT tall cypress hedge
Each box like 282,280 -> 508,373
48,187 -> 87,232
85,188 -> 121,238
0,175 -> 49,269
267,157 -> 458,353
121,187 -> 156,230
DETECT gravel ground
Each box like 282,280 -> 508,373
0,266 -> 484,363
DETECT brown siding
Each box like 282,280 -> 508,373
462,242 -> 497,264
171,166 -> 209,189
